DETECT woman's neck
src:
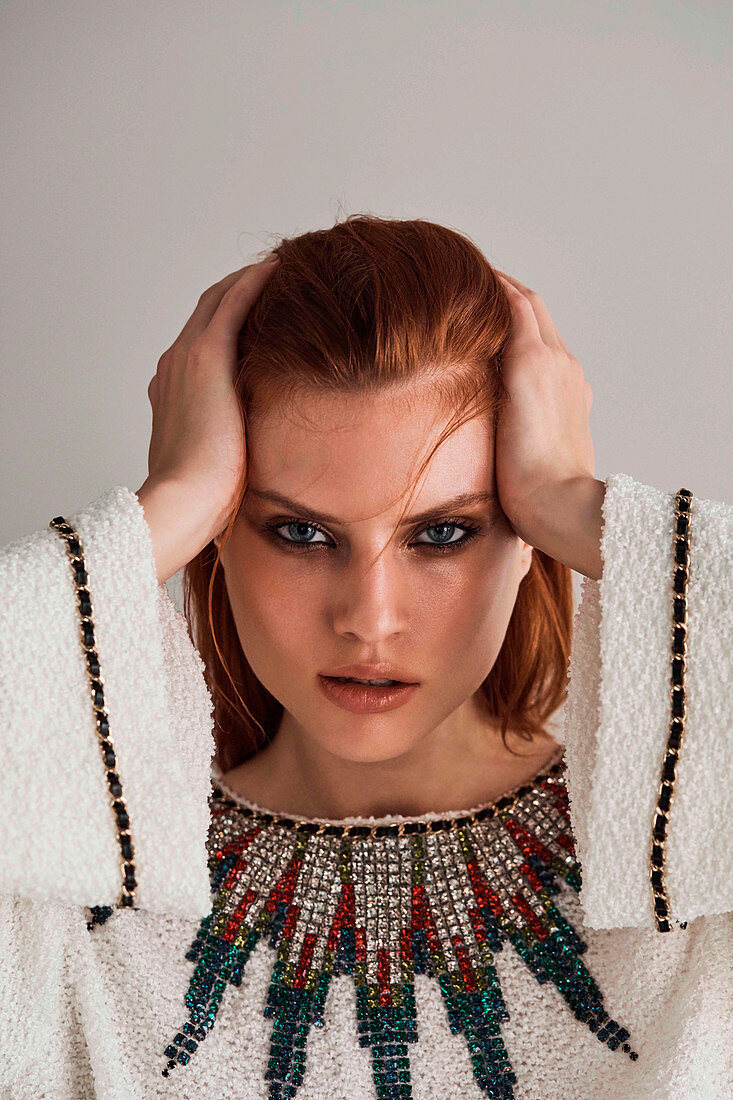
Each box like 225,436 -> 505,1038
219,704 -> 562,820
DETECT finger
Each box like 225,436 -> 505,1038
497,275 -> 544,345
496,270 -> 565,349
498,270 -> 568,351
202,255 -> 280,348
180,256 -> 278,343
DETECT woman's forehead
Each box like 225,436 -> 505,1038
248,380 -> 492,448
244,390 -> 495,525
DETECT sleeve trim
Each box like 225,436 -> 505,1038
49,514 -> 139,912
648,488 -> 693,933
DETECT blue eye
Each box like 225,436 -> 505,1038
416,522 -> 472,549
265,518 -> 481,554
277,521 -> 328,547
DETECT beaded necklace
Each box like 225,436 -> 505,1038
160,753 -> 638,1097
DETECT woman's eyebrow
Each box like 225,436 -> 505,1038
246,488 -> 498,527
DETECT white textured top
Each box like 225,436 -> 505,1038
0,474 -> 731,1099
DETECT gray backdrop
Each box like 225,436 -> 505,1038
2,1 -> 730,564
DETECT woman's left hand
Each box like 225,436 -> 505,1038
494,271 -> 606,580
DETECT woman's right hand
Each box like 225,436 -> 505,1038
136,253 -> 280,585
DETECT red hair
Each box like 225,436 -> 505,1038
183,215 -> 573,773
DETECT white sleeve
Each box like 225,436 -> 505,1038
562,473 -> 732,931
0,487 -> 215,920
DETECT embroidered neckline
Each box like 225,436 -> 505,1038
159,751 -> 639,1096
208,743 -> 567,831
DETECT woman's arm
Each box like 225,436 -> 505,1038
0,487 -> 214,918
564,475 -> 732,930
503,474 -> 606,580
0,255 -> 282,915
135,475 -> 223,586
493,270 -> 732,930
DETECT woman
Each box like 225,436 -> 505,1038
0,216 -> 730,1099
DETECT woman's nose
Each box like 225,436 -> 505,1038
328,559 -> 408,643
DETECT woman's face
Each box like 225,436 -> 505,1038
218,376 -> 533,765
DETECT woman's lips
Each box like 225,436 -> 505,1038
318,675 -> 420,714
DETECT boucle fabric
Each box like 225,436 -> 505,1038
562,474 -> 733,928
0,487 -> 214,919
0,474 -> 731,1098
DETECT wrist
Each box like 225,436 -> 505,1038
136,476 -> 227,585
510,476 -> 606,579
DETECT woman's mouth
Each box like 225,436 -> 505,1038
331,676 -> 400,685
318,674 -> 420,714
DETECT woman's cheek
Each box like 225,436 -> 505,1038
225,563 -> 312,685
454,542 -> 526,665
216,541 -> 296,690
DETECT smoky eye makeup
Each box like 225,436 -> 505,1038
257,515 -> 487,555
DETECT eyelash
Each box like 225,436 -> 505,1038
262,517 -> 483,555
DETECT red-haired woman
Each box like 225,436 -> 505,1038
1,217 -> 730,1099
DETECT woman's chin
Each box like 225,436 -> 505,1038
310,720 -> 421,766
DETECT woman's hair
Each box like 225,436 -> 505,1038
183,215 -> 574,774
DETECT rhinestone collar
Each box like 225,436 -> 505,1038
159,745 -> 639,1095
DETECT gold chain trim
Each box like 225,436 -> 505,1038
648,488 -> 692,932
49,516 -> 138,910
